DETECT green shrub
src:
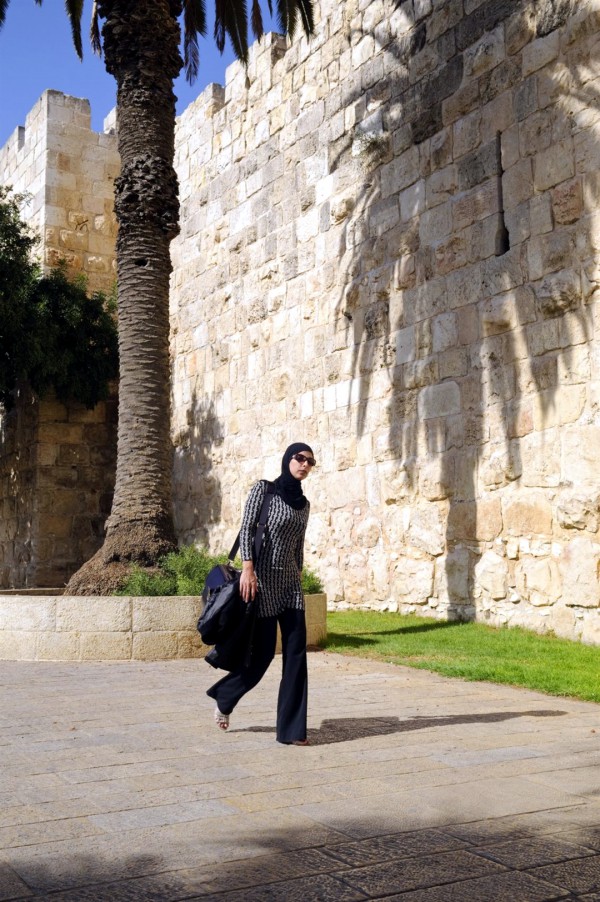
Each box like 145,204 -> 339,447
301,567 -> 324,594
118,545 -> 325,596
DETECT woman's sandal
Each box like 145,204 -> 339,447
214,707 -> 230,731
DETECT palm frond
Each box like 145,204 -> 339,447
251,0 -> 264,41
64,0 -> 84,58
214,0 -> 248,64
1,0 -> 44,32
183,0 -> 207,83
277,0 -> 296,37
295,0 -> 314,37
90,0 -> 101,55
0,0 -> 10,30
275,0 -> 313,38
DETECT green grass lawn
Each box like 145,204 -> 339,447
324,611 -> 600,703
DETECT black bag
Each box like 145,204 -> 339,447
198,482 -> 275,669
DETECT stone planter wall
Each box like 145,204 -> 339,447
0,593 -> 327,662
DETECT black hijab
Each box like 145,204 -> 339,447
273,442 -> 314,510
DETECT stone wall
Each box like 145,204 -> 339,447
0,593 -> 327,661
2,1 -> 600,642
0,93 -> 119,587
0,90 -> 119,294
0,388 -> 117,589
170,0 -> 600,643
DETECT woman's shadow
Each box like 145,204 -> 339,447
235,708 -> 566,745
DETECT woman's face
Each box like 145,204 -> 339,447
288,451 -> 316,481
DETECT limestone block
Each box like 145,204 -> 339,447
475,550 -> 508,600
464,26 -> 505,79
132,597 -> 200,632
391,557 -> 434,604
503,493 -> 553,536
419,203 -> 452,245
305,594 -> 327,646
561,426 -> 600,484
80,633 -> 132,660
57,598 -> 131,632
536,269 -> 581,317
0,598 -> 56,631
426,165 -> 458,209
520,430 -> 560,487
442,546 -> 470,604
522,30 -> 559,76
408,504 -> 445,556
36,632 -> 80,661
418,382 -> 460,420
448,492 -> 503,541
546,604 -> 578,641
558,538 -> 600,608
396,325 -> 416,364
480,446 -> 522,489
515,557 -> 561,606
503,158 -> 534,208
558,345 -> 590,384
0,631 -> 37,661
419,457 -> 454,502
552,178 -> 583,225
556,492 -> 599,532
529,194 -> 553,236
400,179 -> 425,221
327,469 -> 365,509
132,632 -> 179,660
178,631 -> 206,658
378,461 -> 412,507
446,264 -> 483,310
534,140 -> 575,192
430,313 -> 456,353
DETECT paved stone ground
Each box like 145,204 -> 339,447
0,651 -> 599,900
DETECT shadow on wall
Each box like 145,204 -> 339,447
333,0 -> 596,621
173,389 -> 224,547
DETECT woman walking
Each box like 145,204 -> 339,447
207,442 -> 316,745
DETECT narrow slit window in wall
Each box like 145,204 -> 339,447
495,130 -> 510,256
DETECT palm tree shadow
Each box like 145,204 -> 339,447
236,709 -> 567,745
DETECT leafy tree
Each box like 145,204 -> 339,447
0,0 -> 314,594
26,267 -> 118,409
0,188 -> 118,409
0,186 -> 39,405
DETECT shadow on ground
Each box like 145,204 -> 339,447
236,709 -> 567,745
4,814 -> 600,900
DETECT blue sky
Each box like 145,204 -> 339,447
0,1 -> 276,148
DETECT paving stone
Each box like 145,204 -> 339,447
201,873 -> 367,902
381,870 -> 574,901
185,847 -> 348,894
0,864 -> 33,900
337,849 -> 506,896
33,873 -> 192,902
529,855 -> 600,894
87,799 -> 237,831
472,836 -> 595,869
1,657 -> 600,900
321,829 -> 470,867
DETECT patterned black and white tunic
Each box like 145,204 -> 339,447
240,480 -> 310,618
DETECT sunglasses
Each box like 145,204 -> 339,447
292,453 -> 317,467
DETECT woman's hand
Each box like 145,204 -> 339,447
240,561 -> 258,603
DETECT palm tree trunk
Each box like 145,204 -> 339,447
66,0 -> 182,593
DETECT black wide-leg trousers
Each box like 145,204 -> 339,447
206,607 -> 308,744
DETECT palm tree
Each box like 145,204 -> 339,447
0,0 -> 313,594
